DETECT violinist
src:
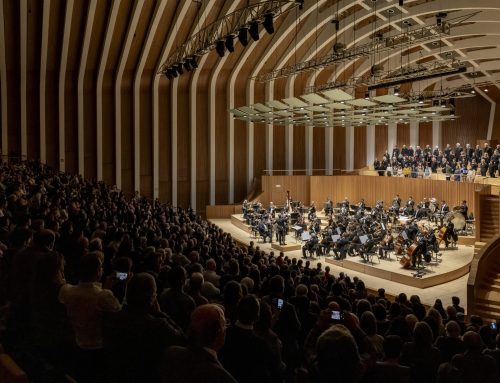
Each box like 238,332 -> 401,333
443,220 -> 457,248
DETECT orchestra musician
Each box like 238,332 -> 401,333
257,219 -> 272,244
324,197 -> 333,215
242,199 -> 249,219
378,231 -> 394,259
341,197 -> 349,209
276,213 -> 287,246
302,232 -> 320,259
403,196 -> 415,216
308,201 -> 316,222
357,198 -> 366,212
459,200 -> 468,219
437,200 -> 450,226
443,220 -> 458,248
268,201 -> 276,218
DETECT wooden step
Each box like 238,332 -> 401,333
471,308 -> 500,322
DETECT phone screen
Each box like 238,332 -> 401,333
116,271 -> 128,281
276,298 -> 284,310
331,310 -> 342,321
491,322 -> 497,331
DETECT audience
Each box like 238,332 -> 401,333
0,160 -> 497,383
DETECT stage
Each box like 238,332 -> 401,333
210,215 -> 475,308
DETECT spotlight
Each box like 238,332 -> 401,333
364,92 -> 370,100
333,42 -> 345,53
263,13 -> 274,34
332,19 -> 340,31
399,0 -> 404,6
225,35 -> 234,53
165,69 -> 173,80
176,63 -> 184,75
394,87 -> 400,96
298,0 -> 304,10
215,40 -> 225,57
171,67 -> 178,78
249,21 -> 260,41
183,61 -> 192,72
190,57 -> 198,69
238,28 -> 248,46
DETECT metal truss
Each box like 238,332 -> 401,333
158,1 -> 303,75
254,11 -> 479,82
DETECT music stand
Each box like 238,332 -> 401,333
331,234 -> 340,243
293,225 -> 303,243
301,232 -> 311,242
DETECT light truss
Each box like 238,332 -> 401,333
254,11 -> 480,82
304,60 -> 467,94
158,1 -> 303,75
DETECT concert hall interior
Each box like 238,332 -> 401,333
2,0 -> 500,382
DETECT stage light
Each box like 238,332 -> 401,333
364,92 -> 370,100
165,69 -> 173,80
394,87 -> 400,96
263,13 -> 274,34
183,61 -> 192,72
176,63 -> 184,75
238,28 -> 248,46
249,21 -> 260,41
215,40 -> 225,57
225,35 -> 234,53
399,0 -> 404,6
190,57 -> 198,69
171,67 -> 178,78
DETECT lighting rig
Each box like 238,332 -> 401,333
159,1 -> 304,79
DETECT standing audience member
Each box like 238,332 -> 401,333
160,304 -> 237,383
59,251 -> 121,382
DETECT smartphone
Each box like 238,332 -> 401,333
330,310 -> 343,322
490,322 -> 497,331
115,271 -> 128,281
276,298 -> 284,310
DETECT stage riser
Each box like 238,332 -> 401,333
325,257 -> 471,289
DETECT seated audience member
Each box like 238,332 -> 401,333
104,273 -> 185,383
452,296 -> 465,314
435,320 -> 465,363
159,265 -> 196,331
483,333 -> 500,373
368,335 -> 410,383
400,321 -> 441,382
203,258 -> 221,287
160,304 -> 237,383
312,325 -> 364,383
219,295 -> 283,383
58,251 -> 121,382
187,272 -> 209,306
451,331 -> 498,383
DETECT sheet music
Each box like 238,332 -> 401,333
301,232 -> 311,241
331,234 -> 340,242
359,235 -> 369,244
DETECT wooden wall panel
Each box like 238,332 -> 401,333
253,123 -> 266,186
195,74 -> 209,213
176,76 -> 190,207
442,95 -> 489,147
4,0 -> 21,157
260,175 -> 310,207
313,127 -> 325,173
273,124 -> 285,171
375,125 -> 387,161
26,0 -> 43,160
216,70 -> 230,204
333,127 -> 346,170
354,125 -> 366,169
419,122 -> 433,148
158,81 -> 171,203
397,123 -> 410,148
293,125 -> 305,171
233,118 -> 247,203
258,175 -> 476,216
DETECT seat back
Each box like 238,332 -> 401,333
0,354 -> 29,383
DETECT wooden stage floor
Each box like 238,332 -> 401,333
210,216 -> 475,310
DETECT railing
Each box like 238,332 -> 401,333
262,169 -> 359,176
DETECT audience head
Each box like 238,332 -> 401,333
187,304 -> 226,351
78,251 -> 103,283
236,294 -> 260,326
126,273 -> 157,310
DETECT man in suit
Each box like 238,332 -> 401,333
160,304 -> 237,383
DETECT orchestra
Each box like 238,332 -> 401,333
241,192 -> 472,272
